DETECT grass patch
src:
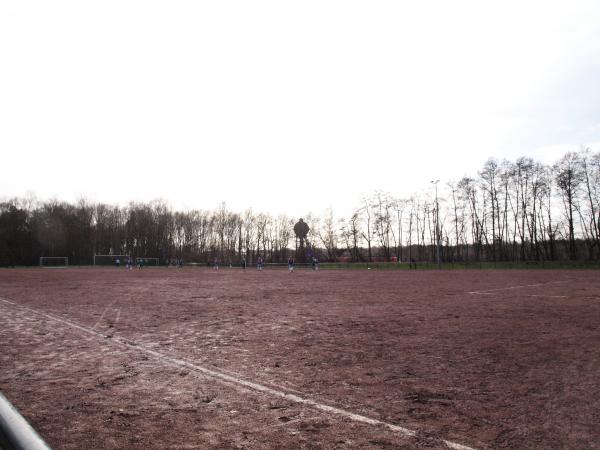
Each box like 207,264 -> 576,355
320,261 -> 600,270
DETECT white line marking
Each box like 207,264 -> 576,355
467,280 -> 568,295
0,297 -> 477,450
92,298 -> 118,329
467,293 -> 567,298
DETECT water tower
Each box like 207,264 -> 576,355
293,218 -> 310,262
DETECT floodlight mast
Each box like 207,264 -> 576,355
431,180 -> 441,268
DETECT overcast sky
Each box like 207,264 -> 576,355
2,0 -> 600,217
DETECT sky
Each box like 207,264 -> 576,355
1,0 -> 600,218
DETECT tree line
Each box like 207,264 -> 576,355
1,148 -> 599,266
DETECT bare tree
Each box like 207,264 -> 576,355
480,159 -> 500,262
340,212 -> 362,262
554,152 -> 583,260
393,198 -> 408,262
359,198 -> 374,262
316,208 -> 338,261
372,192 -> 394,261
578,148 -> 600,258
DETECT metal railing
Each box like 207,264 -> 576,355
0,392 -> 52,450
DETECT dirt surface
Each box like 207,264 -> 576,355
1,267 -> 600,449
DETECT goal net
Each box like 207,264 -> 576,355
93,254 -> 130,266
135,257 -> 160,266
39,257 -> 69,267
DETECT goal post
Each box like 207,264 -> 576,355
93,254 -> 129,266
135,257 -> 160,267
39,257 -> 68,268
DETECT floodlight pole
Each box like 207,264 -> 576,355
431,180 -> 441,268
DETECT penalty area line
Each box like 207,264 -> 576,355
467,280 -> 568,295
0,297 -> 477,450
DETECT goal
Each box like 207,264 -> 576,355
39,257 -> 68,268
93,254 -> 129,266
135,257 -> 160,266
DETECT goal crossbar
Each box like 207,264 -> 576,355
135,257 -> 160,266
39,257 -> 68,267
93,254 -> 129,265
